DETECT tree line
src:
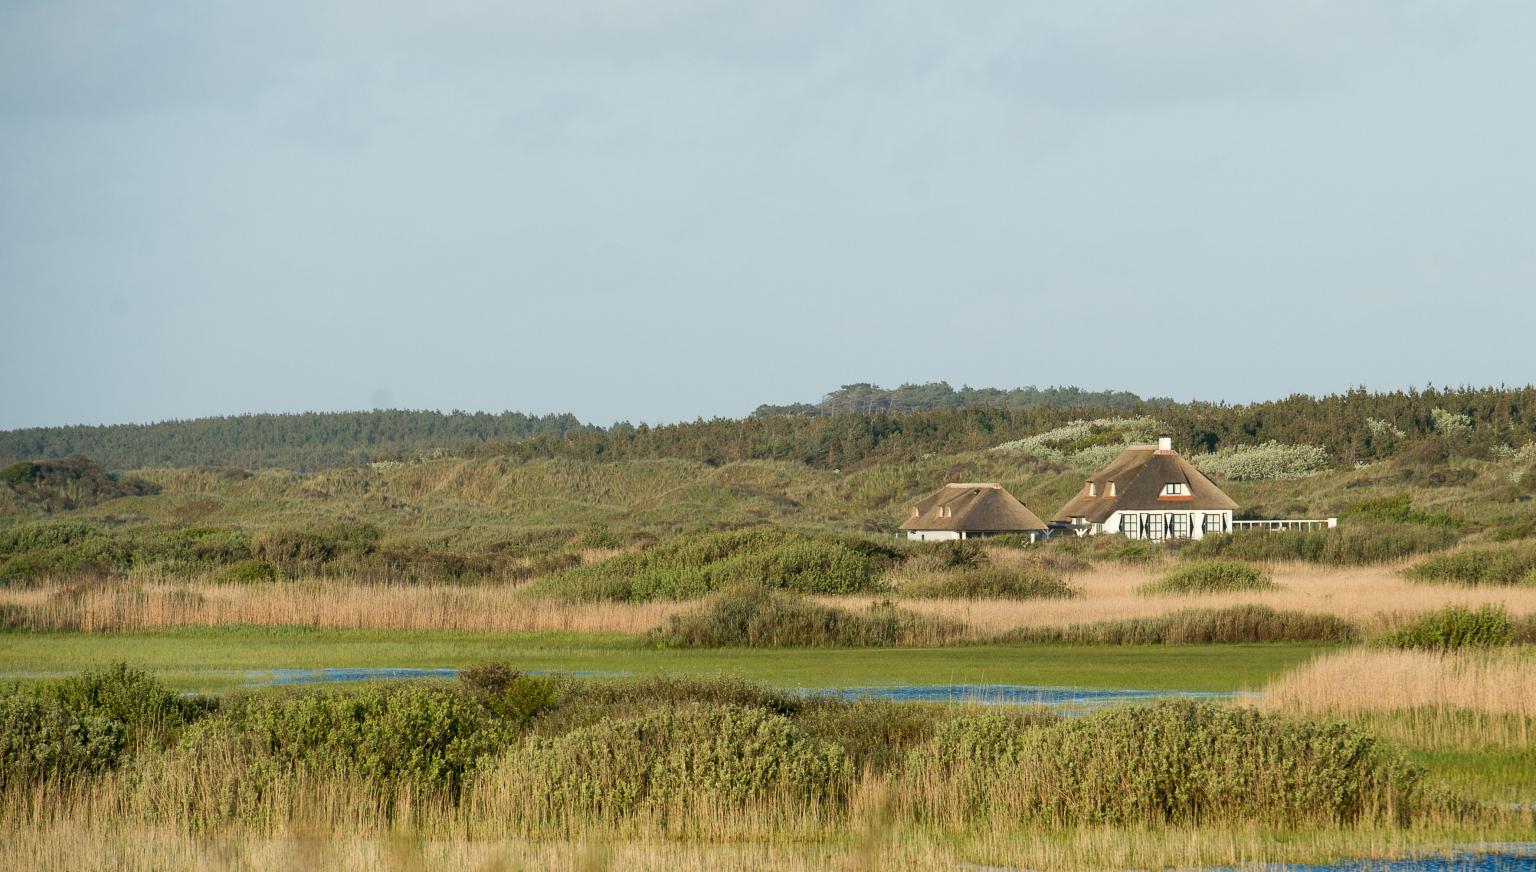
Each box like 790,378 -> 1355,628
4,386 -> 1533,473
750,382 -> 1151,418
0,410 -> 589,472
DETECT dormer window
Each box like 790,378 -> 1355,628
1108,482 -> 1117,497
912,508 -> 920,518
1088,482 -> 1097,497
1163,482 -> 1188,496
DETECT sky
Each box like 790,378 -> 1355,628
2,1 -> 1534,430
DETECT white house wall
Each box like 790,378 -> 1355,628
1094,509 -> 1234,541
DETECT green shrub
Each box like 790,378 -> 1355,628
534,528 -> 900,602
1342,493 -> 1464,528
902,567 -> 1077,600
487,703 -> 853,825
652,586 -> 968,648
458,663 -> 563,726
0,521 -> 130,582
901,701 -> 1423,826
1403,543 -> 1536,587
0,692 -> 124,788
1375,605 -> 1517,650
999,605 -> 1359,645
1139,560 -> 1275,595
250,521 -> 383,575
179,683 -> 505,797
1183,522 -> 1458,566
218,558 -> 279,582
0,664 -> 200,788
38,662 -> 205,746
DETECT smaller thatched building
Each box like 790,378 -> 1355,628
899,483 -> 1049,543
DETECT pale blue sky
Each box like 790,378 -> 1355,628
3,1 -> 1533,430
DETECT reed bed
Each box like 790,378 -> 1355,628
1260,648 -> 1536,718
5,817 -> 1522,872
0,579 -> 684,634
829,562 -> 1536,636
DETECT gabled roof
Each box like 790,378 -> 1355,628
1052,445 -> 1238,524
899,483 -> 1048,532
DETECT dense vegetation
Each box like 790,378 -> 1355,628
5,385 -> 1534,474
1374,605 -> 1536,651
530,529 -> 905,602
652,587 -> 968,648
1139,560 -> 1277,595
750,381 -> 1150,418
0,457 -> 158,514
1001,605 -> 1359,645
0,665 -> 1437,834
1404,543 -> 1536,587
0,409 -> 587,472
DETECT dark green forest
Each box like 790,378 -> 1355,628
0,410 -> 588,472
750,382 -> 1152,417
3,386 -> 1534,473
484,386 -> 1536,471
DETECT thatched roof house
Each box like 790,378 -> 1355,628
1052,438 -> 1237,540
899,483 -> 1048,542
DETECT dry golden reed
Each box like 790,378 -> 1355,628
0,579 -> 684,634
1260,648 -> 1536,718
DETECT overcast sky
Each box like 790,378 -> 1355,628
2,1 -> 1533,430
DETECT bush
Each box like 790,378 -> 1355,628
901,701 -> 1423,826
1342,493 -> 1463,528
218,558 -> 279,582
533,528 -> 900,602
1183,522 -> 1459,566
1139,560 -> 1275,595
1000,605 -> 1359,645
457,663 -> 562,726
1190,441 -> 1331,481
0,692 -> 124,788
1375,605 -> 1517,651
902,567 -> 1077,600
652,586 -> 969,647
1404,543 -> 1536,587
250,521 -> 383,575
0,664 -> 200,788
482,703 -> 853,826
181,683 -> 507,796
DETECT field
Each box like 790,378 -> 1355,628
3,404 -> 1536,869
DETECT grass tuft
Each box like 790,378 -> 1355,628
1139,560 -> 1275,595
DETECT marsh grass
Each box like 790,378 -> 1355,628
897,567 -> 1078,600
651,587 -> 970,648
1374,604 -> 1536,651
1404,542 -> 1536,587
1139,560 -> 1276,595
1261,648 -> 1536,719
998,604 -> 1359,645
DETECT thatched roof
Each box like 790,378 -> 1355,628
1052,444 -> 1238,524
899,483 -> 1048,532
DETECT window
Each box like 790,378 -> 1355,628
1088,482 -> 1097,497
1203,514 -> 1225,534
1108,482 -> 1117,497
1162,482 -> 1188,496
1143,513 -> 1164,540
1119,514 -> 1138,535
1170,513 -> 1192,538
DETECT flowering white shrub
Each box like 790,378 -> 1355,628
1065,443 -> 1126,469
993,416 -> 1164,462
1366,418 -> 1406,439
1190,441 -> 1330,481
1431,408 -> 1472,436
